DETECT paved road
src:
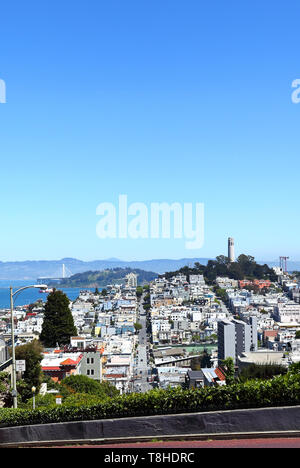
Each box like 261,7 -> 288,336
134,296 -> 152,393
52,436 -> 300,449
93,437 -> 300,448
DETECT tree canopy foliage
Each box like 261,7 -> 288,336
14,339 -> 44,402
55,268 -> 157,288
162,254 -> 277,284
20,375 -> 120,409
238,363 -> 288,383
60,374 -> 119,399
40,290 -> 77,347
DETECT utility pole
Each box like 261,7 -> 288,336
9,284 -> 48,408
10,287 -> 17,409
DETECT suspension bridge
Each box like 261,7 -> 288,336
37,264 -> 73,284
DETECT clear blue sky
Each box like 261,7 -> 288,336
0,0 -> 300,262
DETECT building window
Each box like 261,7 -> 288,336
195,380 -> 204,388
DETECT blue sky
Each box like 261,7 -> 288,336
0,1 -> 300,262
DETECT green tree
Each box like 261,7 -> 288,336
221,357 -> 235,385
60,374 -> 119,399
0,372 -> 12,407
227,262 -> 244,280
143,293 -> 150,303
21,393 -> 57,409
15,339 -> 44,402
215,287 -> 228,302
288,362 -> 300,374
40,289 -> 77,347
238,363 -> 287,383
190,350 -> 211,370
134,322 -> 143,332
215,255 -> 229,265
200,350 -> 212,368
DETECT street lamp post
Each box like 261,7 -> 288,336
31,386 -> 36,410
10,284 -> 48,409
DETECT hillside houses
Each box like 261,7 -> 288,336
3,265 -> 300,399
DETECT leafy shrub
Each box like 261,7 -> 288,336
60,375 -> 119,399
1,372 -> 300,428
20,393 -> 58,410
62,393 -> 106,407
0,373 -> 12,408
238,363 -> 288,383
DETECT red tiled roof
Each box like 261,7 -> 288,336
215,367 -> 226,381
60,358 -> 78,366
264,330 -> 278,337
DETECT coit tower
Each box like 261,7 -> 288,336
228,237 -> 235,263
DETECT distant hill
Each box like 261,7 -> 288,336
53,268 -> 158,288
0,256 -> 298,280
0,257 -> 212,280
162,255 -> 278,284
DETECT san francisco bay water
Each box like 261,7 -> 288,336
0,280 -> 95,309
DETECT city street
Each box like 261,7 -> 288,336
48,436 -> 300,449
134,295 -> 152,393
90,436 -> 300,448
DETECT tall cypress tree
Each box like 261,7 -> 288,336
40,289 -> 77,347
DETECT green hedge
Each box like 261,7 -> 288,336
1,372 -> 300,428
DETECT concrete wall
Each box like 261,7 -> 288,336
1,406 -> 300,446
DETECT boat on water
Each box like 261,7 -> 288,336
39,288 -> 53,293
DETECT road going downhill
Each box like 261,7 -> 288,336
134,294 -> 152,393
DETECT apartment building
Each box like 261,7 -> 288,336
218,317 -> 257,364
273,303 -> 300,324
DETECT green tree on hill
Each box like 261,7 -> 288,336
40,290 -> 77,347
15,339 -> 44,403
162,253 -> 277,284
